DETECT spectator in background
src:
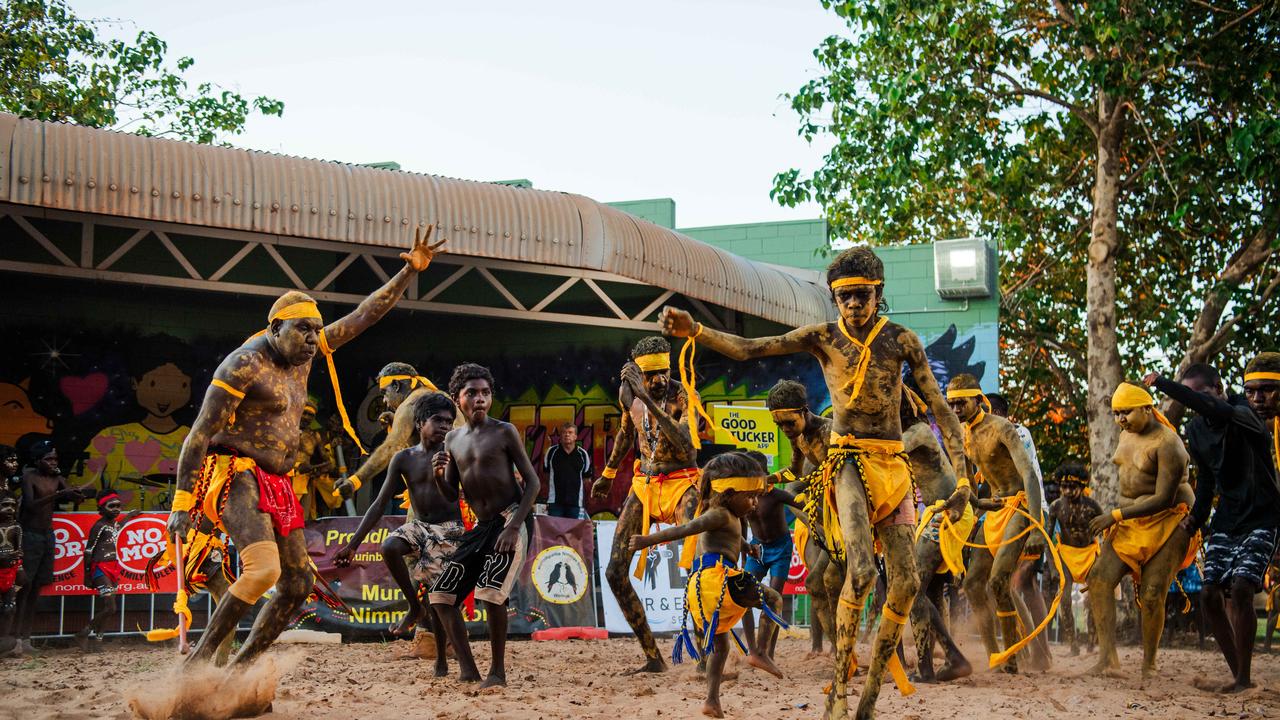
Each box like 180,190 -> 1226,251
543,423 -> 592,519
15,442 -> 91,655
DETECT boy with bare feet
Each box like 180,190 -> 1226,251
1046,464 -> 1101,655
0,492 -> 22,655
1085,381 -> 1195,678
900,388 -> 972,682
428,364 -> 540,688
947,374 -> 1047,672
630,452 -> 784,718
335,392 -> 462,674
742,450 -> 800,660
662,246 -> 971,720
1150,356 -> 1280,691
75,490 -> 143,650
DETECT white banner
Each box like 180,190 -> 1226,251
595,521 -> 690,633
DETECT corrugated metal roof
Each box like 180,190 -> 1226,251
0,112 -> 833,326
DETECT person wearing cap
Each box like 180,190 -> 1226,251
1085,381 -> 1196,678
1146,354 -> 1280,691
74,489 -> 142,651
13,441 -> 91,655
661,246 -> 970,719
165,227 -> 444,672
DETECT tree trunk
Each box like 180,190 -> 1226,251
1085,95 -> 1125,510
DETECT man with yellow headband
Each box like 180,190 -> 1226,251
290,399 -> 337,520
946,373 -> 1047,673
1045,463 -> 1101,656
764,379 -> 837,659
662,246 -> 970,720
900,386 -> 973,683
1145,354 -> 1280,692
589,335 -> 700,674
1084,381 -> 1195,679
166,227 -> 445,670
629,452 -> 785,719
332,361 -> 439,508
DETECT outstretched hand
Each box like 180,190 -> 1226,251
1142,372 -> 1159,387
400,225 -> 448,272
590,476 -> 613,502
659,307 -> 696,338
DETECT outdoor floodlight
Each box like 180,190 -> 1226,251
933,237 -> 993,299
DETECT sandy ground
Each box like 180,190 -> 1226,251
3,633 -> 1280,720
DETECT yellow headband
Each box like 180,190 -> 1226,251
946,388 -> 985,400
829,276 -> 883,290
711,475 -> 768,494
1244,372 -> 1280,383
270,300 -> 323,323
303,403 -> 317,414
633,353 -> 671,373
770,407 -> 805,414
1111,383 -> 1154,410
378,374 -> 439,392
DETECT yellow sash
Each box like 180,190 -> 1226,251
1106,503 -> 1190,578
1056,541 -> 1100,584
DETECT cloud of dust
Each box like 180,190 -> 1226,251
127,650 -> 304,720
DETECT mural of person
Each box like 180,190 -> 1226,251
70,336 -> 194,508
0,380 -> 53,448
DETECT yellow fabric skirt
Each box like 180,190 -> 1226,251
804,435 -> 913,563
983,491 -> 1027,557
686,560 -> 749,636
936,501 -> 977,576
1057,541 -> 1100,584
1107,503 -> 1190,576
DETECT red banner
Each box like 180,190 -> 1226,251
41,512 -> 178,596
784,529 -> 807,595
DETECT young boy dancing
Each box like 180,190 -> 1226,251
335,392 -> 463,674
630,451 -> 784,718
428,364 -> 540,688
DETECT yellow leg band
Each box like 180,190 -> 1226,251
228,540 -> 282,604
996,609 -> 1019,618
882,604 -> 908,625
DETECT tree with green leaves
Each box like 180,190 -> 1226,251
774,0 -> 1279,504
0,0 -> 283,144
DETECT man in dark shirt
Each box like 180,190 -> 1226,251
543,423 -> 592,519
1145,357 -> 1280,693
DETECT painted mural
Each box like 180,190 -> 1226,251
0,320 -> 991,514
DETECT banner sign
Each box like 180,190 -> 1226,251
596,520 -> 690,633
710,404 -> 778,456
292,514 -> 596,636
41,512 -> 178,596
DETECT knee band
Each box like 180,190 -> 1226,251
228,540 -> 282,603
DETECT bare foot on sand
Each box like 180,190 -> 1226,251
480,673 -> 506,689
936,658 -> 972,681
746,652 -> 784,679
388,607 -> 423,637
433,660 -> 448,677
702,699 -> 724,718
459,669 -> 482,683
1083,661 -> 1123,678
805,650 -> 832,660
623,658 -> 667,675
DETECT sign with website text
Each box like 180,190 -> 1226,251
41,512 -> 178,596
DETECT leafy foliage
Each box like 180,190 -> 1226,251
0,0 -> 283,144
775,0 -> 1280,472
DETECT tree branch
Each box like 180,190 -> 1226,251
988,68 -> 1098,133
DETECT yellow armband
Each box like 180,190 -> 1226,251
347,474 -> 362,492
170,489 -> 195,513
601,466 -> 618,480
1111,508 -> 1123,523
955,476 -> 971,490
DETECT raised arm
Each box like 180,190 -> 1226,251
335,450 -> 408,565
323,227 -> 446,351
622,363 -> 694,457
1151,375 -> 1245,426
902,329 -> 972,517
998,423 -> 1044,521
631,507 -> 729,550
337,394 -> 418,499
660,307 -> 816,361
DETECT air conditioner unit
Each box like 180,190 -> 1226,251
934,238 -> 992,299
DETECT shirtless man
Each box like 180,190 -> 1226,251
15,442 -> 91,654
900,388 -> 972,682
946,374 -> 1046,672
428,363 -> 540,688
336,392 -> 462,674
166,227 -> 443,669
291,401 -> 336,520
1046,464 -> 1101,655
1085,381 -> 1195,678
662,246 -> 970,720
765,380 -> 838,658
630,451 -> 783,718
332,362 -> 439,505
742,450 -> 800,659
589,336 -> 699,673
